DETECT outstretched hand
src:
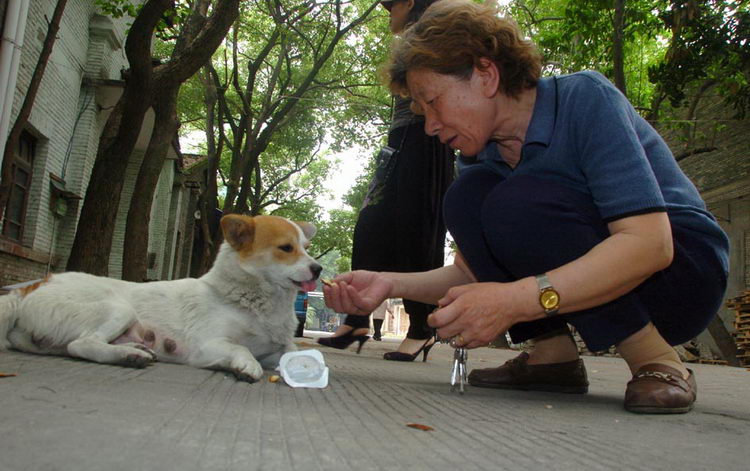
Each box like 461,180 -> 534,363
323,271 -> 393,316
428,282 -> 527,349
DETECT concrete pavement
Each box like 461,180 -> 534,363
1,333 -> 748,471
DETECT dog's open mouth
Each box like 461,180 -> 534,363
292,279 -> 318,292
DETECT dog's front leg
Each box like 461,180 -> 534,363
192,338 -> 263,382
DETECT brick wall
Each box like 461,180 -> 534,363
0,240 -> 50,286
658,82 -> 750,353
107,149 -> 180,280
664,89 -> 750,287
667,99 -> 750,195
0,1 -> 194,286
1,0 -> 133,283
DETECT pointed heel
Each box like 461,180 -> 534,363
355,336 -> 369,354
383,337 -> 436,362
422,343 -> 434,362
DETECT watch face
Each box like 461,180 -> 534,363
540,290 -> 559,310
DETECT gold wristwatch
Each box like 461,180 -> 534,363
535,273 -> 560,316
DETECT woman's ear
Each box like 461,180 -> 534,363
407,0 -> 416,11
476,57 -> 500,98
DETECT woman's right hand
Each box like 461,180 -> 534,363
323,270 -> 393,316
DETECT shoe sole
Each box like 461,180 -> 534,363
469,380 -> 588,394
624,404 -> 693,414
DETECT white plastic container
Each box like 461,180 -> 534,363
278,349 -> 329,388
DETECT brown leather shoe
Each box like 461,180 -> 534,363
624,364 -> 696,414
468,352 -> 589,393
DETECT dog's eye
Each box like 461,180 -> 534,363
278,244 -> 294,253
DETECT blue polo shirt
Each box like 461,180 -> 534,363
466,70 -> 729,272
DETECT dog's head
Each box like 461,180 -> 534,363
220,214 -> 322,291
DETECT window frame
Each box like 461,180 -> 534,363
2,130 -> 36,244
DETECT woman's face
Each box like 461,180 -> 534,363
407,66 -> 498,157
388,0 -> 414,34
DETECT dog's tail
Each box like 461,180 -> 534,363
0,292 -> 20,351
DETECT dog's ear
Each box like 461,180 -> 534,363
221,214 -> 256,251
295,221 -> 317,240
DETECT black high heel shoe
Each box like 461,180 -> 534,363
383,337 -> 436,362
317,330 -> 369,354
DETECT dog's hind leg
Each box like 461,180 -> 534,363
68,337 -> 155,368
66,303 -> 156,368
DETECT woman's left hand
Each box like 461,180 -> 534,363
427,282 -> 526,349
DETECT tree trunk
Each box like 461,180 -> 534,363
198,66 -> 222,274
119,0 -> 240,280
707,316 -> 740,366
0,0 -> 67,221
612,0 -> 627,97
121,89 -> 180,281
66,0 -> 173,275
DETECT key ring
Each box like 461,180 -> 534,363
451,346 -> 468,394
438,335 -> 468,394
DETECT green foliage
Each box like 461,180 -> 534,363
94,0 -> 139,18
335,255 -> 352,274
506,0 -> 666,110
178,0 -> 389,265
343,149 -> 378,211
648,0 -> 750,117
95,0 -> 192,41
507,0 -> 750,117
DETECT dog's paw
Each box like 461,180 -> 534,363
122,353 -> 152,368
230,358 -> 264,383
119,344 -> 157,368
132,343 -> 157,359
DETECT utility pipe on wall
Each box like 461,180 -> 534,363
0,0 -> 31,163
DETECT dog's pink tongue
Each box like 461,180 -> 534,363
301,280 -> 317,292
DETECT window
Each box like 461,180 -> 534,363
2,131 -> 35,242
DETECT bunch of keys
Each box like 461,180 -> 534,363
451,345 -> 468,394
438,336 -> 468,394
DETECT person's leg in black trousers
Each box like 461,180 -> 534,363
319,122 -> 454,359
372,319 -> 384,341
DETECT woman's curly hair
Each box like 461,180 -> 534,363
385,0 -> 542,99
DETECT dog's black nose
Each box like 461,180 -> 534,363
310,263 -> 323,279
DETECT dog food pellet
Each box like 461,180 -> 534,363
321,279 -> 334,287
269,375 -> 281,383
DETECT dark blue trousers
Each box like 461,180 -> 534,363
443,166 -> 728,352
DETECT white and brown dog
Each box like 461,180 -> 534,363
0,214 -> 322,382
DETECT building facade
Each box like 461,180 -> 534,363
663,83 -> 750,359
0,0 -> 197,286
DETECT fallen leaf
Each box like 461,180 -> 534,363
406,423 -> 434,432
0,372 -> 17,378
